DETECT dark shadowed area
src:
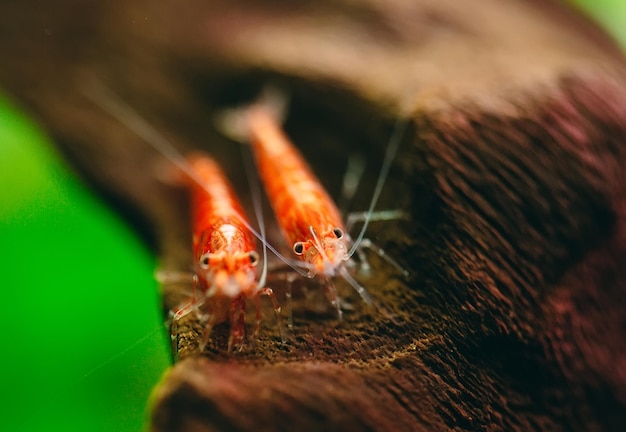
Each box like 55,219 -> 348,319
1,0 -> 625,430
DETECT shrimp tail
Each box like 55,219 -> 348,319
214,84 -> 290,143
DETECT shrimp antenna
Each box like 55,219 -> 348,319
241,144 -> 316,277
240,144 -> 269,287
81,78 -> 309,276
346,117 -> 410,258
309,225 -> 331,264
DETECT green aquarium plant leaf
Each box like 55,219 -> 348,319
0,94 -> 170,432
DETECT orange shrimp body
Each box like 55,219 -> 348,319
182,153 -> 266,349
187,153 -> 259,303
246,107 -> 348,276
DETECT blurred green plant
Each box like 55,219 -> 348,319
570,0 -> 626,46
0,94 -> 170,432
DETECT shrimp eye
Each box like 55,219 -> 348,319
248,251 -> 260,267
332,227 -> 344,239
200,253 -> 211,269
293,242 -> 304,255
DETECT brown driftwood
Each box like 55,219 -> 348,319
1,0 -> 626,430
